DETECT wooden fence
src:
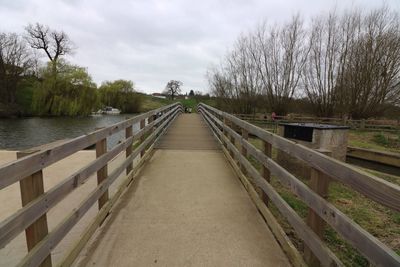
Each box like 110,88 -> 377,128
234,114 -> 400,132
198,103 -> 400,267
0,103 -> 183,267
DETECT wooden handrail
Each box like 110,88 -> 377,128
18,107 -> 182,267
0,103 -> 181,190
0,103 -> 183,267
198,103 -> 400,267
233,114 -> 400,131
0,106 -> 181,249
199,103 -> 400,212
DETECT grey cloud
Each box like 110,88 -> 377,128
1,0 -> 399,93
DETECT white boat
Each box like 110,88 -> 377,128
104,107 -> 121,114
94,107 -> 121,115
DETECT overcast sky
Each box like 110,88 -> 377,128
1,0 -> 399,94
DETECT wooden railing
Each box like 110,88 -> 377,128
198,103 -> 400,267
0,103 -> 183,267
234,114 -> 400,132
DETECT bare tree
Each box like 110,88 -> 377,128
164,80 -> 182,99
208,6 -> 400,119
250,15 -> 308,114
339,7 -> 400,118
0,33 -> 33,104
209,16 -> 307,115
25,23 -> 73,73
302,12 -> 342,117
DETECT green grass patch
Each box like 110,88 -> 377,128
244,136 -> 400,266
348,130 -> 400,153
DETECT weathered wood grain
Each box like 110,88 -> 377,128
96,138 -> 109,210
199,103 -> 400,212
0,106 -> 181,249
17,108 -> 181,267
17,152 -> 52,267
200,106 -> 400,267
0,103 -> 180,190
200,109 -> 342,267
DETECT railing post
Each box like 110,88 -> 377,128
140,118 -> 146,157
125,126 -> 133,176
241,128 -> 248,173
17,151 -> 52,267
304,167 -> 330,267
261,140 -> 272,205
96,137 -> 109,210
224,119 -> 234,158
223,117 -> 228,149
360,119 -> 366,129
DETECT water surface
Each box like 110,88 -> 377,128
0,114 -> 140,150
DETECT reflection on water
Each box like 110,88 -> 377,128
0,114 -> 140,150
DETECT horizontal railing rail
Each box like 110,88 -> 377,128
0,103 -> 183,267
198,103 -> 400,267
234,114 -> 400,131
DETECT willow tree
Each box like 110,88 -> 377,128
32,60 -> 98,116
98,80 -> 142,113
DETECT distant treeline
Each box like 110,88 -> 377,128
208,6 -> 400,119
0,23 -> 142,117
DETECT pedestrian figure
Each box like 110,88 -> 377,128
271,112 -> 276,121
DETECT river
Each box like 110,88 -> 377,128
0,114 -> 140,150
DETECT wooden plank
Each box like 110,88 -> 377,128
202,107 -> 400,266
0,103 -> 180,190
347,146 -> 400,168
262,140 -> 272,205
0,107 -> 181,249
140,119 -> 146,157
200,109 -> 342,267
222,143 -> 307,267
223,117 -> 228,149
17,151 -> 52,267
59,135 -> 159,267
199,103 -> 400,212
304,168 -> 330,267
60,109 -> 182,267
0,137 -> 132,249
202,110 -> 306,267
96,138 -> 109,210
125,126 -> 133,175
17,108 -> 181,267
240,128 -> 248,173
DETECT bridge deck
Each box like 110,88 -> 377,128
77,114 -> 290,266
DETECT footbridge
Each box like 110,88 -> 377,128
0,103 -> 399,267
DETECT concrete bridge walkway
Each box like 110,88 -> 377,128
76,114 -> 290,266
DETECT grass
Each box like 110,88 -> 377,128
140,95 -> 217,113
244,136 -> 400,266
348,130 -> 400,153
140,95 -> 174,112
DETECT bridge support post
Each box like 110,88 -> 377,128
224,119 -> 235,158
140,119 -> 146,157
17,151 -> 52,267
125,126 -> 133,176
304,167 -> 330,267
240,128 -> 248,173
96,138 -> 109,210
222,118 -> 228,149
261,141 -> 272,205
148,115 -> 154,140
